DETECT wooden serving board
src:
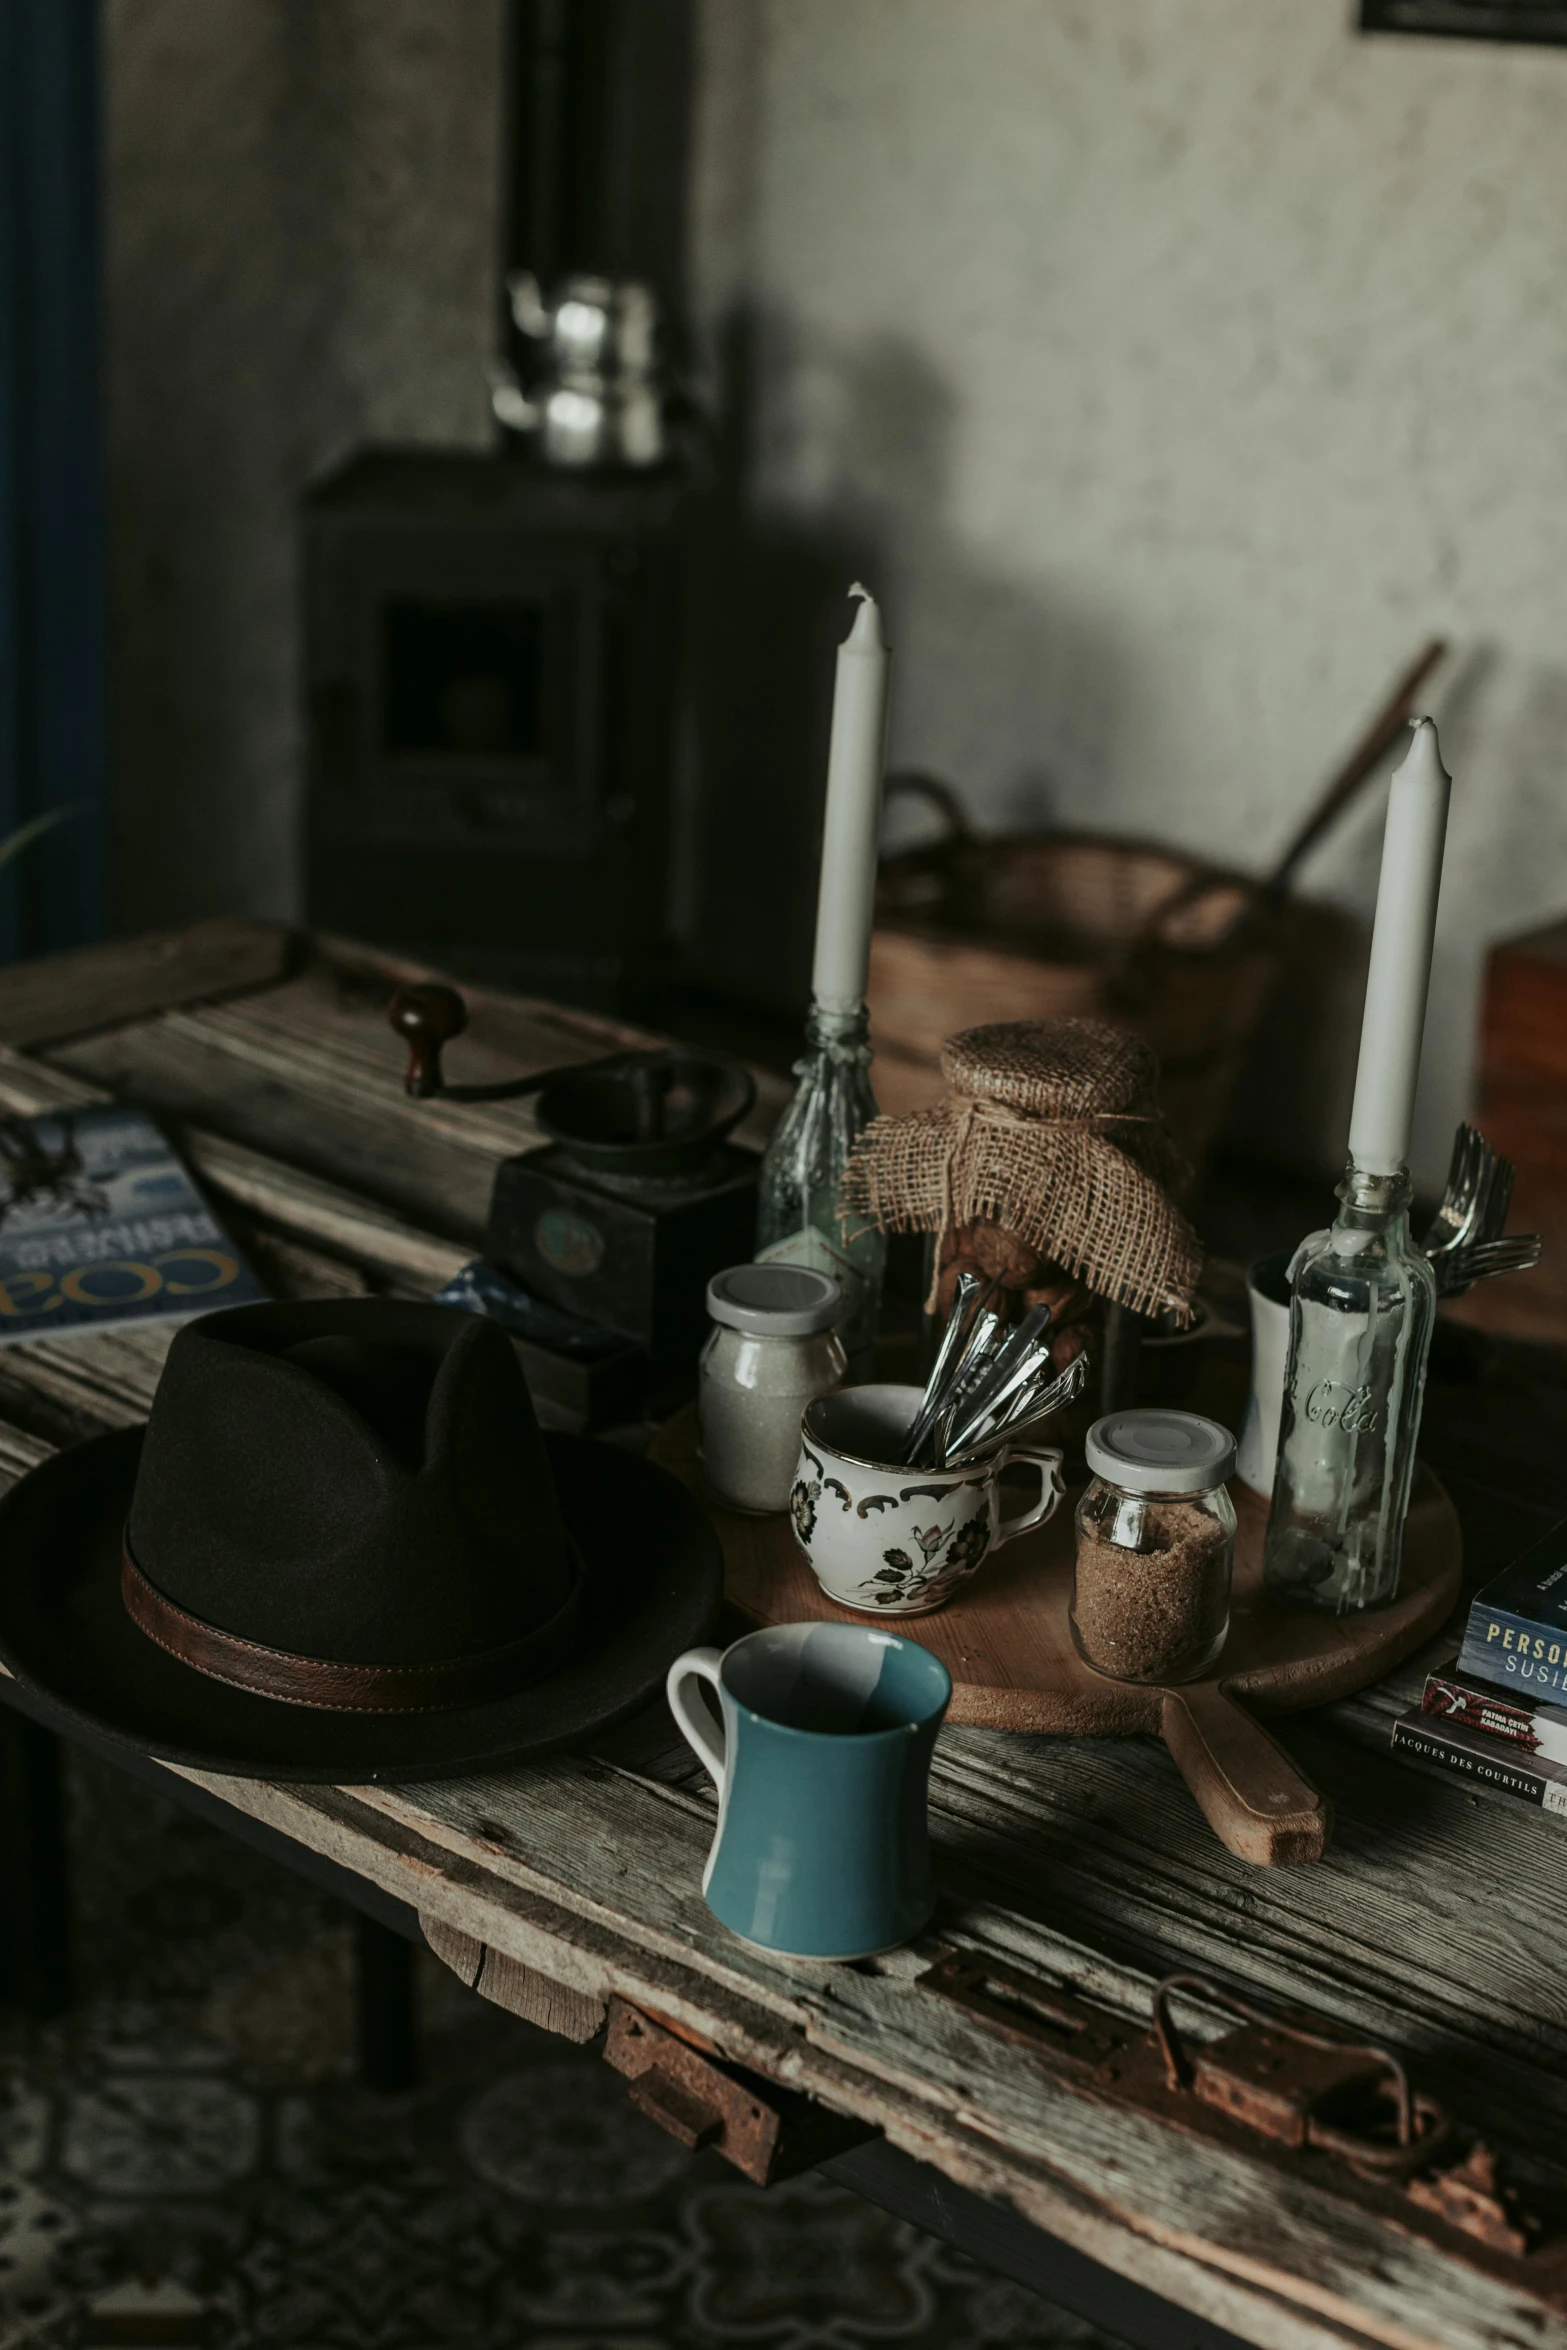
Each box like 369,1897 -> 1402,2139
649,1409 -> 1462,1869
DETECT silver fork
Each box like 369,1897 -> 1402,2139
916,1304 -> 1006,1470
1431,1233 -> 1542,1298
1475,1150 -> 1515,1248
1421,1123 -> 1492,1262
942,1351 -> 1090,1468
1421,1122 -> 1521,1295
942,1315 -> 1057,1461
901,1272 -> 988,1465
1459,1131 -> 1516,1264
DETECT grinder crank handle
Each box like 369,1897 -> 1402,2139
1160,1683 -> 1332,1868
388,983 -> 565,1103
390,984 -> 469,1097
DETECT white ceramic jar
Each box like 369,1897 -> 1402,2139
1236,1249 -> 1292,1497
699,1265 -> 846,1514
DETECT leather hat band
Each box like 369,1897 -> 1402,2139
120,1535 -> 587,1714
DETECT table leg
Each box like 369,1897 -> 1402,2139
355,1911 -> 418,2092
0,1710 -> 72,2016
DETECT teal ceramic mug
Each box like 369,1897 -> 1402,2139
666,1621 -> 952,1960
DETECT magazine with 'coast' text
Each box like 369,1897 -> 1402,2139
0,1104 -> 265,1343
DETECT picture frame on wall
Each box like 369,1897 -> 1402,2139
1360,0 -> 1567,40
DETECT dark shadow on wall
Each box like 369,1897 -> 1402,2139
682,311 -> 1133,1022
681,309 -> 881,1021
681,311 -> 1410,1185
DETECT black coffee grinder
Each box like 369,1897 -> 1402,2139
389,986 -> 759,1405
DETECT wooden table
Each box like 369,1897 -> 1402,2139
1,920 -> 1566,2350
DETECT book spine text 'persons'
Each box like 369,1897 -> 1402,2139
1457,1607 -> 1567,1700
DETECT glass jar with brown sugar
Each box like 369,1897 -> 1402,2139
1069,1410 -> 1237,1685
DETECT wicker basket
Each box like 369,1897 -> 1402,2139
869,780 -> 1285,1177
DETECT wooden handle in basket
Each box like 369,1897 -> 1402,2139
1160,1683 -> 1333,1867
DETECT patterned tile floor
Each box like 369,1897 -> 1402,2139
0,1752 -> 1127,2350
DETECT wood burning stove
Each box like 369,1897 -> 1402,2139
303,0 -> 695,1011
303,450 -> 688,1008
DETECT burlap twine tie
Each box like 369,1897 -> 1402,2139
840,1018 -> 1202,1323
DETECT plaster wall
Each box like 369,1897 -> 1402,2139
105,0 -> 503,932
691,0 -> 1567,1182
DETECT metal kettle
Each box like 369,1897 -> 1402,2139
490,271 -> 665,470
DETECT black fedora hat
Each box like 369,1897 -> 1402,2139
0,1298 -> 720,1781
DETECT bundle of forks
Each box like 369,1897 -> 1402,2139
1421,1123 -> 1540,1296
899,1273 -> 1089,1470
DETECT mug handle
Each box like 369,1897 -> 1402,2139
993,1445 -> 1065,1549
666,1647 -> 728,1792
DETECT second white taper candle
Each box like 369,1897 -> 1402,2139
1346,715 -> 1452,1177
810,585 -> 891,1013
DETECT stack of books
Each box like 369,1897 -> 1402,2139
1391,1520 -> 1567,1816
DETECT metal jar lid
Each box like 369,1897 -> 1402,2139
1085,1409 -> 1236,1496
706,1264 -> 843,1338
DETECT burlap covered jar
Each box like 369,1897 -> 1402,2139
841,1019 -> 1201,1325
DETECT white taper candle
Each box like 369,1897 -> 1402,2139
809,585 -> 891,1012
1346,716 -> 1452,1176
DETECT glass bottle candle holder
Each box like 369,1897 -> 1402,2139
755,1001 -> 886,1382
1262,1162 -> 1435,1615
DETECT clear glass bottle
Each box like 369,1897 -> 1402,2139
1262,1163 -> 1436,1615
756,1002 -> 887,1382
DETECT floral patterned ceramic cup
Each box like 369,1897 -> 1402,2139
790,1383 -> 1064,1616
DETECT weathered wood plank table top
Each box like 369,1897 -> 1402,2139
2,922 -> 1565,2350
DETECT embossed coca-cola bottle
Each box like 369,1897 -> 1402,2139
1262,717 -> 1451,1615
1261,1166 -> 1436,1613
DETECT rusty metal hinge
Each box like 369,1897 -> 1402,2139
603,1998 -> 876,2187
921,1956 -> 1549,2266
917,1950 -> 1136,2071
1149,1970 -> 1452,2181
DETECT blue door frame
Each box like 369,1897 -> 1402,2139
0,0 -> 106,962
